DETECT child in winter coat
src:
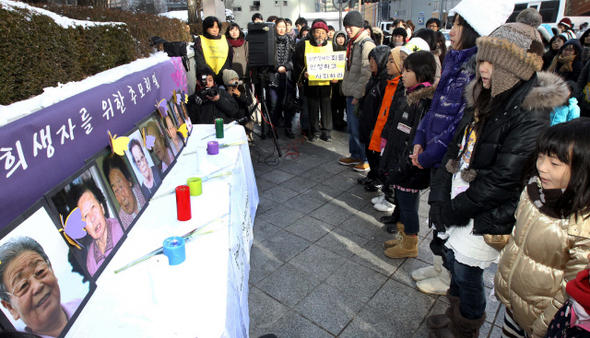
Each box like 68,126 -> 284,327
550,81 -> 580,125
378,51 -> 437,259
495,118 -> 590,338
368,47 -> 403,224
546,267 -> 590,338
357,45 -> 392,191
426,9 -> 569,338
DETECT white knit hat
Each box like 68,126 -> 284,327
449,0 -> 514,36
400,37 -> 430,55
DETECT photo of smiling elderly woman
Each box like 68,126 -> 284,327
67,179 -> 124,277
125,131 -> 163,199
101,153 -> 146,230
0,202 -> 92,338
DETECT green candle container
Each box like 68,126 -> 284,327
215,118 -> 224,139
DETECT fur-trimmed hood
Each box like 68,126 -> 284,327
464,71 -> 569,113
407,85 -> 436,106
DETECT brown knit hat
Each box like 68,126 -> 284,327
475,8 -> 545,97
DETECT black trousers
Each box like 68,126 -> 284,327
365,145 -> 381,181
308,95 -> 333,136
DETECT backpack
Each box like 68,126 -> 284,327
150,36 -> 190,72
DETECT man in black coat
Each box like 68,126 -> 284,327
188,69 -> 239,124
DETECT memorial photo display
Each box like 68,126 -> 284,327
125,129 -> 164,199
0,199 -> 96,338
136,113 -> 177,175
91,147 -> 148,232
47,164 -> 126,280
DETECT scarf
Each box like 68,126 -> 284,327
548,54 -> 576,73
526,176 -> 564,219
346,30 -> 363,69
228,37 -> 245,48
203,31 -> 221,40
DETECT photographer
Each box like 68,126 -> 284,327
223,69 -> 255,140
188,69 -> 239,124
223,69 -> 253,121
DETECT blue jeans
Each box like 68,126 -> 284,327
346,96 -> 366,162
395,189 -> 420,235
446,249 -> 486,320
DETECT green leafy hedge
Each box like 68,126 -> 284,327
0,4 -> 191,105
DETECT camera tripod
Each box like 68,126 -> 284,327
248,68 -> 282,157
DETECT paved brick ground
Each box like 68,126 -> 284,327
248,125 -> 504,338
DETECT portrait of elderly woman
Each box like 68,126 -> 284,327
143,121 -> 175,172
102,154 -> 146,230
163,114 -> 184,153
0,236 -> 83,338
127,138 -> 163,198
68,179 -> 124,277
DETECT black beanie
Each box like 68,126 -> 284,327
391,27 -> 407,39
343,11 -> 363,28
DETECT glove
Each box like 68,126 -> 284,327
429,203 -> 446,233
194,95 -> 203,105
441,201 -> 470,228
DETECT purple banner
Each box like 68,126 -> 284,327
0,57 -> 188,228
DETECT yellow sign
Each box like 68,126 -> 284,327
305,51 -> 346,81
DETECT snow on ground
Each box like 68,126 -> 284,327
0,0 -> 125,28
159,10 -> 188,22
0,53 -> 171,126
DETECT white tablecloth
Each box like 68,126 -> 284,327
66,124 -> 258,338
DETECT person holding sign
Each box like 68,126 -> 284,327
293,21 -> 336,142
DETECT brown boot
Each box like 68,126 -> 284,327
427,291 -> 460,330
431,300 -> 485,338
384,231 -> 418,258
383,223 -> 405,248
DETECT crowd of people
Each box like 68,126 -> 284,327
185,2 -> 590,337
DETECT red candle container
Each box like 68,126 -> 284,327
175,185 -> 191,221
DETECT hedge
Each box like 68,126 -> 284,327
0,4 -> 191,105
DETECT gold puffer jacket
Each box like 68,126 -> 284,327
495,188 -> 590,337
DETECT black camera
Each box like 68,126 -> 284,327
196,86 -> 219,101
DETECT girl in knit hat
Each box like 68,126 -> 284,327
409,0 -> 515,296
548,39 -> 584,82
426,8 -> 570,338
496,118 -> 590,338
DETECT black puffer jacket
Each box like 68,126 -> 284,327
358,45 -> 390,145
379,84 -> 435,190
429,72 -> 568,235
187,88 -> 239,124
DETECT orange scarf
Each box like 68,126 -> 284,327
368,75 -> 401,152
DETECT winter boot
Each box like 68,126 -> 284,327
383,223 -> 405,248
412,254 -> 444,281
427,290 -> 460,330
384,231 -> 418,258
430,301 -> 486,338
417,267 -> 450,295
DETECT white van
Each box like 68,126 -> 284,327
510,0 -> 590,28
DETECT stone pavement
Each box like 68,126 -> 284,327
248,127 -> 504,338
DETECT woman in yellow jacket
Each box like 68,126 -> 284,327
495,118 -> 590,338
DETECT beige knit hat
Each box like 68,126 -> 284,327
475,8 -> 545,97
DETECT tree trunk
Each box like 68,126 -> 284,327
187,0 -> 199,24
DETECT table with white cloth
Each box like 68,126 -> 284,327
66,125 -> 258,338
